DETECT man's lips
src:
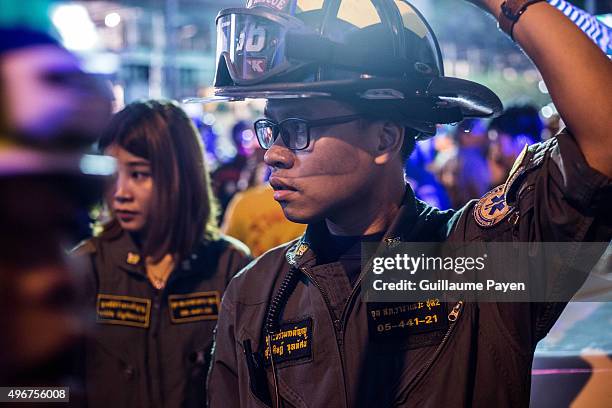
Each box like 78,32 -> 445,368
269,178 -> 298,201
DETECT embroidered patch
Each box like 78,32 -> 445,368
264,318 -> 313,366
286,241 -> 309,265
295,243 -> 309,257
97,294 -> 151,328
168,291 -> 220,323
367,300 -> 449,348
473,185 -> 514,228
126,252 -> 140,265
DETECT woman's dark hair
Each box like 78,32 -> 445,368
99,99 -> 218,262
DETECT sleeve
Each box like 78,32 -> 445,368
70,239 -> 99,305
207,282 -> 240,408
501,130 -> 612,342
504,130 -> 611,239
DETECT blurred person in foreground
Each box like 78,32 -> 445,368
72,100 -> 251,407
203,0 -> 612,406
0,24 -> 113,403
487,104 -> 544,186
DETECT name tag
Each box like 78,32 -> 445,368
264,318 -> 313,366
97,294 -> 151,328
168,291 -> 220,323
367,299 -> 449,349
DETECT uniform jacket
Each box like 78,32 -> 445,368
76,225 -> 251,408
208,131 -> 611,408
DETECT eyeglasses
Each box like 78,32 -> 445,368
254,114 -> 362,150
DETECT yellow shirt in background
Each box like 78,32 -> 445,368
222,184 -> 306,257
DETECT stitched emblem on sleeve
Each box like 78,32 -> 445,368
473,185 -> 514,228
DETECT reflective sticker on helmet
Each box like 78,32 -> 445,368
337,0 -> 382,29
247,57 -> 267,73
247,0 -> 291,12
394,0 -> 428,38
296,0 -> 324,13
236,25 -> 267,53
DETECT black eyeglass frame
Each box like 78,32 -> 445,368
254,114 -> 362,151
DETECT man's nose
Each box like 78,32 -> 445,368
264,140 -> 295,170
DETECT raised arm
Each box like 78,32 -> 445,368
469,0 -> 612,177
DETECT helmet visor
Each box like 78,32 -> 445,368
216,9 -> 306,84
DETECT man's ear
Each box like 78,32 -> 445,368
374,121 -> 404,165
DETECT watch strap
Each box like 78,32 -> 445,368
498,0 -> 546,39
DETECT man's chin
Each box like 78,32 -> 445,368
281,205 -> 323,225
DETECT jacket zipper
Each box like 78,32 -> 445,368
338,247 -> 381,334
394,300 -> 464,406
300,267 -> 350,408
338,236 -> 402,327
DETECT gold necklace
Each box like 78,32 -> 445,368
146,254 -> 174,290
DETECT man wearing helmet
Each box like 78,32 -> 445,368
206,0 -> 611,407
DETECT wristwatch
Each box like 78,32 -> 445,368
498,0 -> 546,39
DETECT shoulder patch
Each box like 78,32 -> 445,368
473,185 -> 514,228
70,239 -> 96,256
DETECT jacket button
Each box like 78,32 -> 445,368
123,365 -> 134,379
189,350 -> 206,365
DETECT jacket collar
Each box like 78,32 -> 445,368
105,226 -> 204,280
285,185 -> 419,269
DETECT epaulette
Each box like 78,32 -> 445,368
503,143 -> 530,203
70,239 -> 96,256
504,140 -> 551,206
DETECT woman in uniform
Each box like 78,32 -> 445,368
76,100 -> 250,407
